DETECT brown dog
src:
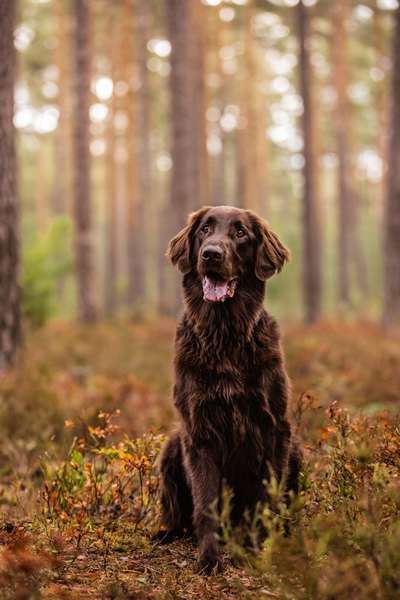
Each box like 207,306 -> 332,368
158,205 -> 301,573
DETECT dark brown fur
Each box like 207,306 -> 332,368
158,206 -> 301,574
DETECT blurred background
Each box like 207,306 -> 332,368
9,0 -> 400,328
1,4 -> 400,596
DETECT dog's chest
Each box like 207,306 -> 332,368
191,387 -> 272,459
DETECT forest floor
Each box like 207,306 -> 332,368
0,319 -> 400,599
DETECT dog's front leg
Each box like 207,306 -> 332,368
187,447 -> 223,574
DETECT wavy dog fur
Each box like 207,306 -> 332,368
159,206 -> 302,574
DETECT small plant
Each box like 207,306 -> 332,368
40,411 -> 165,557
1,321 -> 399,598
22,217 -> 73,327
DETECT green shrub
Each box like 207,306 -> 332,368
22,218 -> 73,327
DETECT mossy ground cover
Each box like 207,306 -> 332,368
0,320 -> 399,599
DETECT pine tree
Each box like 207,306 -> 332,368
72,0 -> 97,322
0,0 -> 20,369
297,0 -> 322,323
165,0 -> 208,312
383,5 -> 400,325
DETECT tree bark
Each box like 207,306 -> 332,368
0,0 -> 20,370
72,0 -> 97,322
373,8 -> 389,211
191,0 -> 209,210
165,0 -> 208,314
121,0 -> 139,310
333,0 -> 351,305
297,0 -> 322,323
131,0 -> 152,311
210,7 -> 226,207
333,0 -> 353,307
104,4 -> 118,317
52,0 -> 72,217
238,0 -> 259,212
383,5 -> 400,325
333,0 -> 368,305
167,0 -> 207,216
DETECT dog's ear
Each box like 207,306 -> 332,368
248,211 -> 290,281
166,207 -> 211,273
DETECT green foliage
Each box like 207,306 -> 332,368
22,218 -> 73,327
41,412 -> 164,549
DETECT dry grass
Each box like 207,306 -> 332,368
0,319 -> 399,599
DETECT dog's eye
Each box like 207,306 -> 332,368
201,224 -> 210,234
236,228 -> 245,238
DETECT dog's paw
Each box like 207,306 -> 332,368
196,546 -> 224,575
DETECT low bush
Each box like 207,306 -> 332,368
0,321 -> 399,598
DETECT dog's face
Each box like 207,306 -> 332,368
167,205 -> 290,303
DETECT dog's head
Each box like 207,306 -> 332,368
167,205 -> 290,303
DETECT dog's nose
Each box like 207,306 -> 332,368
202,245 -> 223,262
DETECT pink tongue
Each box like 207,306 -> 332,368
202,276 -> 229,302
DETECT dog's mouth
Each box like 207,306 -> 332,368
202,273 -> 238,303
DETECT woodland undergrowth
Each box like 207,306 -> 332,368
0,320 -> 399,599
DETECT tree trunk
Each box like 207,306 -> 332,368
121,0 -> 139,310
72,0 -> 97,323
373,8 -> 389,212
255,89 -> 269,219
165,0 -> 208,313
131,0 -> 152,311
238,0 -> 259,212
333,0 -> 368,305
104,4 -> 118,317
383,5 -> 400,325
210,7 -> 226,207
0,0 -> 20,370
333,0 -> 352,307
297,0 -> 322,323
52,0 -> 72,217
191,0 -> 209,209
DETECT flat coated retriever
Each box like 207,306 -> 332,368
158,205 -> 301,573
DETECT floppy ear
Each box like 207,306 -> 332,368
249,212 -> 290,281
166,207 -> 211,273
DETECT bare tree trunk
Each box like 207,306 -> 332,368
238,0 -> 258,212
373,8 -> 389,212
236,1 -> 269,215
191,0 -> 209,209
383,5 -> 400,325
52,0 -> 72,217
333,0 -> 352,307
333,0 -> 368,304
104,5 -> 118,317
211,7 -> 226,207
157,194 -> 172,316
297,0 -> 322,323
351,190 -> 369,299
255,90 -> 269,218
208,6 -> 227,206
166,0 -> 192,314
121,0 -> 139,310
167,0 -> 194,221
0,0 -> 20,370
72,0 -> 97,323
131,0 -> 152,311
165,0 -> 208,313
